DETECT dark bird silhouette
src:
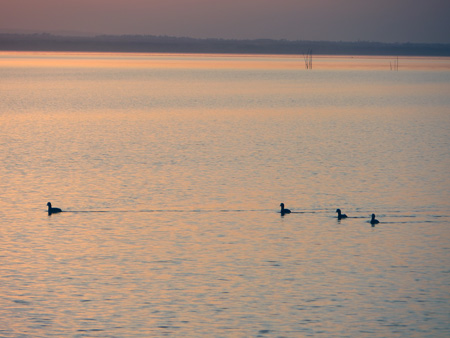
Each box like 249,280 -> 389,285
370,213 -> 379,226
280,203 -> 291,215
47,202 -> 62,215
336,208 -> 347,220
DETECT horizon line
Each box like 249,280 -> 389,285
2,32 -> 450,57
1,31 -> 450,46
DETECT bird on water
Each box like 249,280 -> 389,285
370,213 -> 379,226
280,203 -> 291,215
47,202 -> 62,215
336,209 -> 347,220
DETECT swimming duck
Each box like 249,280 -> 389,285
47,202 -> 62,215
336,209 -> 347,220
280,203 -> 291,215
370,213 -> 379,226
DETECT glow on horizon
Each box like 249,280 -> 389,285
1,0 -> 450,44
1,52 -> 449,72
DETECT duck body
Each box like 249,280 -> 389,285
280,203 -> 291,215
370,213 -> 379,226
47,202 -> 62,215
336,209 -> 347,220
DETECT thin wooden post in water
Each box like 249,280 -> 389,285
304,49 -> 312,69
390,56 -> 399,71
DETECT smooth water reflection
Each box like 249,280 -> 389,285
0,52 -> 449,337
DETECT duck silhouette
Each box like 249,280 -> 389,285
336,209 -> 347,220
370,213 -> 379,226
47,202 -> 62,215
280,203 -> 291,215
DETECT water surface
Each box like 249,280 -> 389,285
0,52 -> 449,337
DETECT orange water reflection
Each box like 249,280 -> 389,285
1,51 -> 450,337
1,51 -> 450,71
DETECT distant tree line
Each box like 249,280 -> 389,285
1,33 -> 449,56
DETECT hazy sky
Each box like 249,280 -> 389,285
2,0 -> 450,43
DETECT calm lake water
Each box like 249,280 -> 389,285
0,52 -> 449,337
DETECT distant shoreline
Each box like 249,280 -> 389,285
1,33 -> 450,57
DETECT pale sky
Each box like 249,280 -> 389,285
1,0 -> 450,43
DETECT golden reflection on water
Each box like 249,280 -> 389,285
1,51 -> 450,71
